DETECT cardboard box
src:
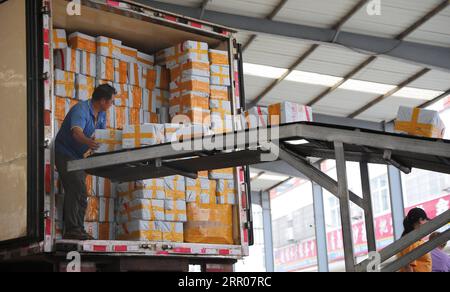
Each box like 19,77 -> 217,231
54,96 -> 78,121
114,59 -> 129,84
210,85 -> 229,101
245,106 -> 268,129
128,86 -> 142,109
164,199 -> 187,222
170,60 -> 210,82
137,51 -> 154,68
96,36 -> 122,59
85,197 -> 99,222
160,222 -> 184,243
210,65 -> 230,86
105,105 -> 115,129
52,29 -> 67,49
171,109 -> 211,125
164,175 -> 186,200
94,129 -> 122,153
96,177 -> 116,198
169,93 -> 209,116
96,55 -> 115,82
68,32 -> 97,54
143,89 -> 156,113
116,220 -> 162,241
216,179 -> 237,205
268,102 -> 313,126
114,106 -> 126,130
156,66 -> 170,90
184,203 -> 233,245
84,222 -> 115,240
54,69 -> 76,98
54,48 -> 81,74
85,175 -> 96,197
113,83 -> 129,107
127,108 -> 142,126
179,124 -> 212,140
161,41 -> 209,69
143,67 -> 156,90
209,49 -> 229,66
134,179 -> 166,200
172,75 -> 210,94
209,168 -> 234,180
394,106 -> 446,138
122,124 -> 165,149
120,45 -> 138,63
128,62 -> 143,87
117,198 -> 165,223
117,179 -> 165,201
142,111 -> 159,124
98,197 -> 115,223
75,74 -> 95,101
185,178 -> 217,206
164,123 -> 183,142
210,99 -> 231,114
211,113 -> 233,134
210,99 -> 233,133
80,51 -> 97,78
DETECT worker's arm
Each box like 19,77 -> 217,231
72,127 -> 99,150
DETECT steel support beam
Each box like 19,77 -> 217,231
247,0 -> 368,107
261,191 -> 275,272
382,229 -> 450,272
308,0 -> 449,109
242,0 -> 289,53
348,68 -> 431,118
248,45 -> 319,108
356,210 -> 450,272
307,56 -> 377,106
334,141 -> 356,272
387,165 -> 406,241
136,0 -> 450,71
419,88 -> 450,109
312,182 -> 329,272
360,162 -> 377,253
277,146 -> 364,209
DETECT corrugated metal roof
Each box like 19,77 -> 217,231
272,0 -> 359,27
208,0 -> 279,18
156,0 -> 450,123
405,6 -> 450,47
358,96 -> 426,121
342,0 -> 445,38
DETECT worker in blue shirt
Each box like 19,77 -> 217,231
55,84 -> 116,240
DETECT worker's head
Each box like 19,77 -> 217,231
402,208 -> 430,237
92,84 -> 116,111
429,232 -> 447,250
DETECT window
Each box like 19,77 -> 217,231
401,169 -> 450,207
371,174 -> 391,215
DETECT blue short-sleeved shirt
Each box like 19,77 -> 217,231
55,100 -> 106,159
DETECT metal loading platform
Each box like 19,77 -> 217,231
68,122 -> 450,272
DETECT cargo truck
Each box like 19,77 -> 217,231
0,0 -> 253,272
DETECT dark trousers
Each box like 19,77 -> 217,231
55,151 -> 87,234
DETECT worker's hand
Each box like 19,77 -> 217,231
87,139 -> 100,150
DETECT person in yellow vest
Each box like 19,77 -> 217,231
398,208 -> 432,272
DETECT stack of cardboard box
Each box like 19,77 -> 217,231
208,50 -> 232,134
115,178 -> 186,243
